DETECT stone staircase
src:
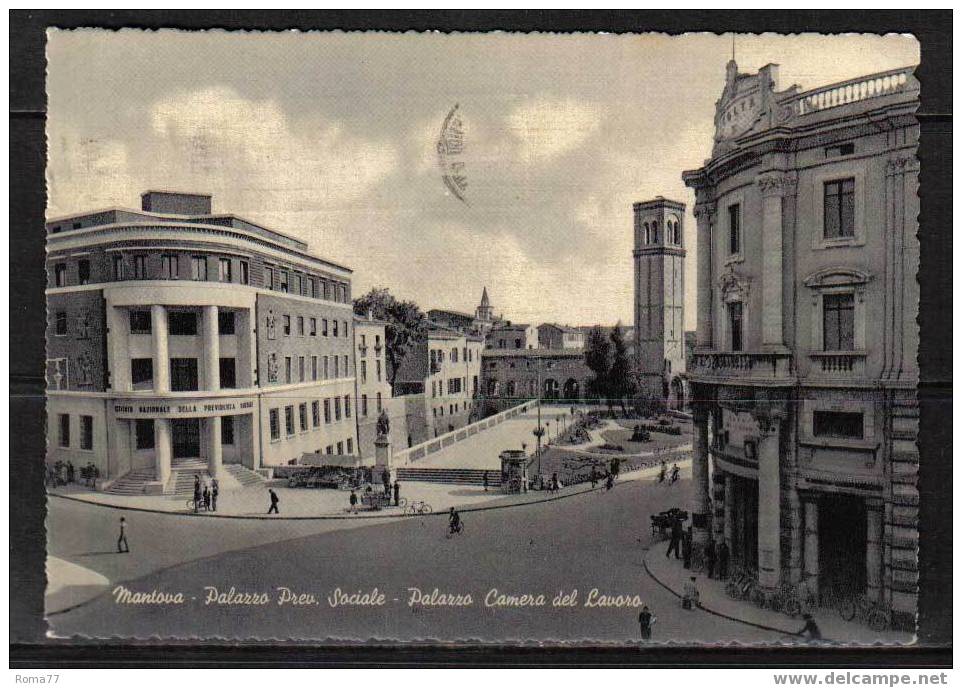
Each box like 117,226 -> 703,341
224,463 -> 268,488
105,468 -> 158,495
168,458 -> 210,495
395,467 -> 502,487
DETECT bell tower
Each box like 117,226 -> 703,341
633,197 -> 687,403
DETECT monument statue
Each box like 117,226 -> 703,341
376,409 -> 390,440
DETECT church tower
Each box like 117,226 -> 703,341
633,197 -> 687,405
476,286 -> 493,322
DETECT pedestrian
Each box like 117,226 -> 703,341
117,516 -> 130,553
91,463 -> 100,488
552,473 -> 559,492
211,478 -> 219,512
666,516 -> 683,559
798,613 -> 822,641
267,488 -> 279,514
606,473 -> 614,491
193,475 -> 201,513
590,468 -> 597,488
521,471 -> 528,494
483,471 -> 489,492
203,485 -> 211,511
638,604 -> 656,641
717,540 -> 730,580
66,461 -> 75,484
349,490 -> 358,514
682,576 -> 699,610
682,527 -> 693,569
705,539 -> 716,579
393,480 -> 400,507
381,468 -> 390,495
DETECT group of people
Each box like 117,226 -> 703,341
347,475 -> 402,514
665,516 -> 730,579
46,460 -> 100,488
192,474 -> 219,513
657,460 -> 680,485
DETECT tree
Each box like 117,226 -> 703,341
354,287 -> 427,387
583,326 -> 612,408
608,322 -> 637,417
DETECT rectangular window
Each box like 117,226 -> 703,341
285,356 -> 292,384
136,419 -> 155,450
813,410 -> 864,439
299,402 -> 308,432
55,311 -> 68,336
218,258 -> 232,282
309,278 -> 316,298
130,310 -> 152,334
823,293 -> 855,351
162,254 -> 179,279
170,358 -> 199,391
58,413 -> 70,447
297,316 -> 305,336
376,360 -> 382,382
344,395 -> 352,418
191,256 -> 207,281
334,397 -> 342,421
112,255 -> 125,280
269,409 -> 280,440
324,399 -> 331,424
376,392 -> 382,413
728,302 -> 743,352
283,314 -> 291,336
218,310 -> 235,335
322,319 -> 329,337
293,274 -> 302,295
132,255 -> 146,279
279,271 -> 289,293
323,356 -> 329,379
343,321 -> 349,338
80,415 -> 93,450
337,441 -> 344,455
309,318 -> 317,336
334,357 -> 340,378
361,360 -> 367,383
343,355 -> 349,376
78,259 -> 91,284
265,267 -> 275,290
285,406 -> 295,435
131,358 -> 153,388
312,400 -> 320,427
219,358 -> 236,388
362,394 -> 368,417
326,445 -> 333,455
728,204 -> 741,255
346,438 -> 353,454
54,263 -> 67,287
824,178 -> 856,239
825,143 -> 855,158
240,260 -> 249,285
168,311 -> 198,335
299,356 -> 305,382
221,416 -> 235,445
311,356 -> 318,380
333,320 -> 339,338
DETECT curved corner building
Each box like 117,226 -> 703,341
46,191 -> 358,494
682,62 -> 919,625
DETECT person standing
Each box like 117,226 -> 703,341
393,480 -> 400,507
349,490 -> 358,514
193,475 -> 202,513
682,576 -> 699,610
666,516 -> 683,559
117,516 -> 130,553
203,485 -> 211,512
638,605 -> 656,641
267,488 -> 279,514
605,473 -> 614,491
66,461 -> 75,484
705,538 -> 716,579
211,478 -> 219,512
717,540 -> 730,580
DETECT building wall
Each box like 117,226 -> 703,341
46,395 -> 109,473
46,290 -> 107,392
486,325 -> 538,350
482,351 -> 591,404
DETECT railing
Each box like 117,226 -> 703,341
808,351 -> 867,377
688,351 -> 794,382
782,66 -> 917,117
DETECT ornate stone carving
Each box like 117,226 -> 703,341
693,201 -> 716,220
886,155 -> 917,173
718,264 -> 752,300
756,171 -> 798,197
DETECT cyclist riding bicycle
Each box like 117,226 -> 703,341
669,463 -> 680,484
448,507 -> 462,534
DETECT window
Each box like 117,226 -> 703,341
824,178 -> 855,239
221,416 -> 235,445
299,403 -> 308,432
312,400 -> 320,427
218,310 -> 235,335
269,409 -> 280,440
285,356 -> 292,383
55,311 -> 67,336
344,395 -> 352,418
297,316 -> 305,336
130,310 -> 151,334
78,259 -> 91,284
728,204 -> 741,255
279,271 -> 289,292
322,319 -> 329,337
376,360 -> 382,382
324,399 -> 331,424
309,318 -> 317,336
285,406 -> 295,435
326,445 -> 333,455
361,360 -> 367,383
112,255 -> 125,280
240,260 -> 249,285
813,410 -> 864,439
162,254 -> 179,279
334,397 -> 342,421
452,348 -> 459,362
131,358 -> 153,388
299,356 -> 305,382
343,321 -> 348,338
58,413 -> 70,447
133,255 -> 146,279
218,258 -> 232,282
72,222 -> 81,229
283,315 -> 291,336
54,263 -> 67,287
362,394 -> 368,417
293,274 -> 302,295
651,221 -> 659,244
136,419 -> 155,450
168,311 -> 198,335
219,358 -> 236,388
311,356 -> 318,380
309,278 -> 317,298
80,416 -> 93,450
825,143 -> 855,158
376,392 -> 383,413
170,358 -> 199,391
337,441 -> 344,455
191,256 -> 207,280
346,438 -> 353,454
728,302 -> 743,352
823,293 -> 855,351
333,320 -> 339,338
343,355 -> 349,376
323,356 -> 329,379
265,267 -> 275,289
334,356 -> 340,378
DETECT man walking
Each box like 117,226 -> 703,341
638,605 -> 656,641
666,516 -> 683,559
193,475 -> 201,513
211,478 -> 219,512
117,516 -> 130,553
267,488 -> 280,515
349,490 -> 358,514
393,480 -> 400,507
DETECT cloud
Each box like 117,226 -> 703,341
506,98 -> 603,163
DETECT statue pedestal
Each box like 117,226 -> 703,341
374,437 -> 395,483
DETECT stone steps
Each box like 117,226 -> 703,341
395,467 -> 502,486
225,463 -> 267,487
105,469 -> 157,495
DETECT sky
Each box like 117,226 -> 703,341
46,30 -> 919,328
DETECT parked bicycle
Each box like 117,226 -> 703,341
404,500 -> 433,517
839,594 -> 891,632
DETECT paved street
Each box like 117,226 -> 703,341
48,469 -> 781,644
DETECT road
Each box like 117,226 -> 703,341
47,471 -> 778,644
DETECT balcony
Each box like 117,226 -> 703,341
688,350 -> 794,386
357,345 -> 368,356
780,66 -> 918,118
807,351 -> 867,380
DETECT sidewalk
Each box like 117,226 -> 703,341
643,540 -> 914,645
46,555 -> 111,615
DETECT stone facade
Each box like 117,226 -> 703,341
481,349 -> 591,409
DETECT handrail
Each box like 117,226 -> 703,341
780,66 -> 917,117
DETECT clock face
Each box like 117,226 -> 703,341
717,94 -> 759,140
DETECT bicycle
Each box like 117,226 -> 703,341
404,500 -> 432,516
839,594 -> 891,632
446,521 -> 464,538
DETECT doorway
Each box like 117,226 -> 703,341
171,418 -> 201,458
818,493 -> 867,605
731,475 -> 759,571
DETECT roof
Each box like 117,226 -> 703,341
479,286 -> 490,307
539,323 -> 583,334
427,308 -> 476,320
481,349 -> 585,359
490,322 -> 531,330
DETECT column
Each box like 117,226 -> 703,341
207,416 -> 224,479
691,401 -> 711,566
203,305 -> 220,390
755,414 -> 782,589
155,418 -> 172,487
712,466 -> 726,543
108,306 -> 131,392
788,488 -> 803,584
803,498 -> 819,600
693,202 -> 715,348
151,304 -> 169,393
866,499 -> 884,602
724,473 -> 735,549
756,172 -> 795,349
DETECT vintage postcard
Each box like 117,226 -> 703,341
43,29 -> 920,645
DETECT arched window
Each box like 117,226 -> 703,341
651,221 -> 659,243
643,222 -> 650,244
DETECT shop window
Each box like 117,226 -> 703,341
823,293 -> 855,351
285,405 -> 295,435
219,358 -> 236,389
221,416 -> 235,445
218,310 -> 235,335
130,310 -> 152,334
136,419 -> 155,450
170,358 -> 198,391
80,415 -> 93,451
824,178 -> 856,239
131,358 -> 154,389
168,311 -> 197,335
58,414 -> 70,447
269,409 -> 280,441
191,256 -> 207,281
55,311 -> 68,336
813,410 -> 863,439
78,259 -> 91,285
55,263 -> 67,287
